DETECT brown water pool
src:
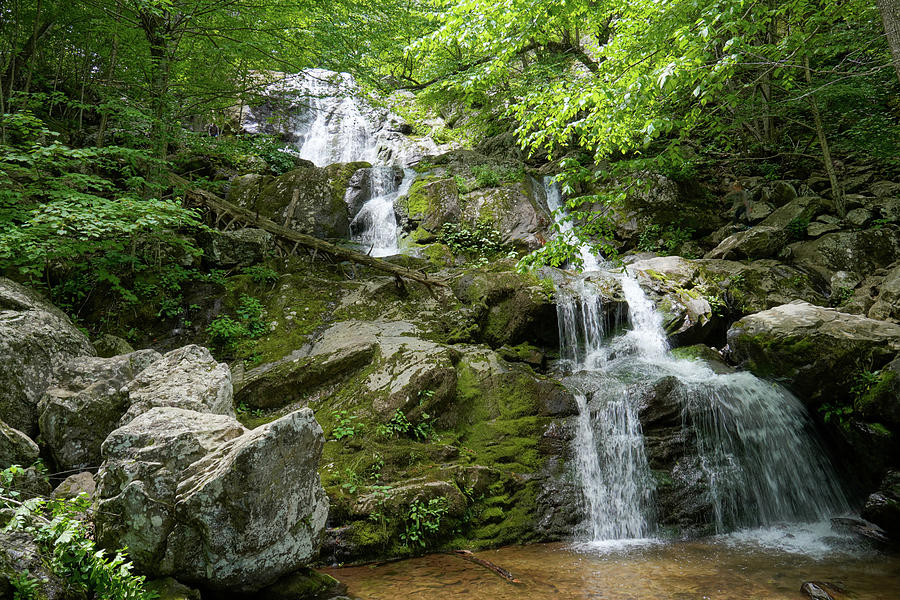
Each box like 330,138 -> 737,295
323,526 -> 900,599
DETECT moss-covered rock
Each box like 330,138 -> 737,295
726,301 -> 900,407
226,162 -> 371,239
451,270 -> 557,348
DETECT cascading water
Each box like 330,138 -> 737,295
545,176 -> 850,546
350,167 -> 415,257
243,69 -> 430,256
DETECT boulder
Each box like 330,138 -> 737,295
630,258 -> 717,345
397,176 -> 461,233
807,222 -> 841,238
727,301 -> 900,406
51,471 -> 96,500
759,196 -> 829,230
451,270 -> 558,348
236,338 -> 377,409
201,228 -> 273,267
96,407 -> 327,592
862,471 -> 900,538
0,278 -> 95,437
868,263 -> 900,322
227,163 -> 370,239
790,228 -> 900,281
0,530 -> 69,600
0,419 -> 39,469
92,334 -> 135,358
120,345 -> 234,424
846,207 -> 873,228
38,350 -> 162,472
462,182 -> 551,250
704,226 -> 787,260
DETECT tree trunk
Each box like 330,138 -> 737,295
139,9 -> 172,188
169,173 -> 450,293
804,55 -> 845,217
877,0 -> 900,85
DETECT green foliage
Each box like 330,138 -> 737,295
637,224 -> 695,256
331,410 -> 359,441
377,409 -> 434,441
830,286 -> 855,307
786,216 -> 810,241
206,295 -> 267,354
471,165 -> 500,188
400,497 -> 449,549
439,221 -> 516,265
0,111 -> 203,320
179,133 -> 298,176
242,265 -> 280,286
850,370 -> 882,403
1,465 -> 154,600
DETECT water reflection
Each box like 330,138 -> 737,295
323,535 -> 899,600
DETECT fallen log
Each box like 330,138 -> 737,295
169,173 -> 450,292
447,549 -> 522,584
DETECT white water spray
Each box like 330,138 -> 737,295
545,177 -> 849,546
350,167 -> 415,257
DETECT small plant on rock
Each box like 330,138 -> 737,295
400,497 -> 449,548
331,410 -> 359,440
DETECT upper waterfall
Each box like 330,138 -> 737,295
240,69 -> 446,167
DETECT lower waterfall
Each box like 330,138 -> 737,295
545,178 -> 850,544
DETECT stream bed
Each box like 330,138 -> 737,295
323,529 -> 899,599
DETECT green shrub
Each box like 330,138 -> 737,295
400,497 -> 449,548
206,294 -> 267,353
1,465 -> 154,600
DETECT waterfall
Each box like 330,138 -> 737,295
545,177 -> 849,545
350,167 -> 415,257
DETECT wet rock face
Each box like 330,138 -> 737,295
727,301 -> 900,407
862,471 -> 900,539
632,376 -> 715,536
0,278 -> 96,437
96,407 -> 327,592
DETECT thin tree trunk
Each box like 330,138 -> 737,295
97,0 -> 122,148
877,0 -> 900,85
804,55 -> 845,217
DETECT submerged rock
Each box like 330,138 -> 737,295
0,278 -> 95,437
96,407 -> 327,592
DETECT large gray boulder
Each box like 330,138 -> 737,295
790,228 -> 900,281
462,183 -> 550,251
38,350 -> 162,472
201,228 -> 273,268
95,407 -> 327,592
0,278 -> 95,437
704,226 -> 787,260
727,301 -> 900,406
228,163 -> 369,239
0,419 -> 39,469
120,345 -> 234,424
